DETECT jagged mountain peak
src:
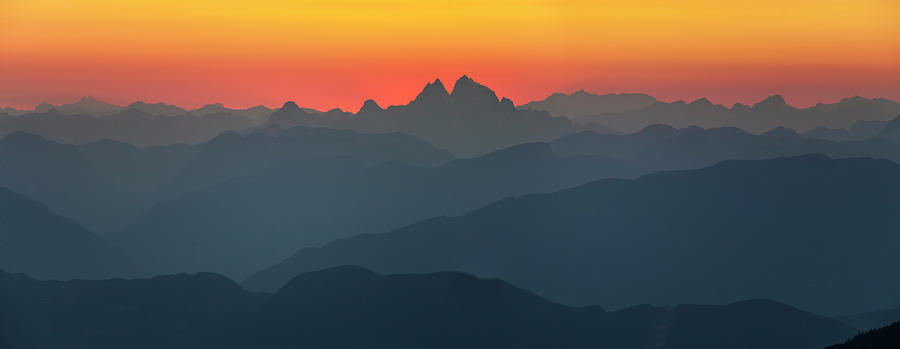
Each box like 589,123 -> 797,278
357,99 -> 383,115
450,75 -> 499,106
410,78 -> 452,106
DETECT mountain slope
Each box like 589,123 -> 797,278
550,125 -> 900,172
826,322 -> 900,349
0,188 -> 141,280
243,155 -> 900,315
115,142 -> 645,279
0,132 -> 200,233
155,125 -> 454,198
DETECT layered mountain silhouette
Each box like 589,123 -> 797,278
0,108 -> 253,147
520,89 -> 659,119
553,95 -> 900,134
122,101 -> 188,116
0,126 -> 451,233
0,132 -> 200,233
549,123 -> 900,171
0,188 -> 141,279
243,155 -> 900,315
268,76 -> 575,156
113,142 -> 645,279
0,266 -> 856,349
33,96 -> 121,115
825,322 -> 900,349
192,103 -> 274,125
4,87 -> 897,154
0,132 -> 144,233
154,125 -> 454,199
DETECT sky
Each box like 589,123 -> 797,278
1,0 -> 898,111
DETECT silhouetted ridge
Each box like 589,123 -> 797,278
243,155 -> 900,315
826,322 -> 900,349
520,90 -> 659,116
411,78 -> 452,107
0,187 -> 142,279
451,75 -> 500,107
279,101 -> 302,112
0,266 -> 860,349
751,94 -> 793,111
690,97 -> 713,106
357,99 -> 383,115
274,266 -> 380,302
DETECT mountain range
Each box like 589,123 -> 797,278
112,142 -> 645,279
243,155 -> 900,315
559,94 -> 900,134
0,187 -> 141,280
267,76 -> 575,156
0,108 -> 253,147
549,116 -> 900,171
0,126 -> 451,234
4,79 -> 898,156
6,115 -> 900,278
0,266 -> 858,349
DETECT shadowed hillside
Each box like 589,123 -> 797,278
0,188 -> 142,280
0,266 -> 856,349
244,155 -> 900,315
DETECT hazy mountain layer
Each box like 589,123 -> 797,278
244,155 -> 900,315
561,95 -> 900,134
0,108 -> 253,147
0,126 -> 451,233
825,322 -> 900,349
0,188 -> 142,280
550,122 -> 900,172
114,143 -> 645,279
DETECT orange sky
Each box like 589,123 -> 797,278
1,0 -> 898,111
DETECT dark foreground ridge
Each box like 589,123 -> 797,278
0,266 -> 857,349
825,322 -> 900,349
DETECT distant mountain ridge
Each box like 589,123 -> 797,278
555,94 -> 900,133
3,86 -> 897,153
519,89 -> 660,119
0,126 -> 452,234
268,75 -> 575,156
243,155 -> 900,315
0,108 -> 254,147
0,187 -> 142,280
113,141 -> 645,279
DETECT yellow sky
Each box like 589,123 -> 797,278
1,0 -> 898,109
